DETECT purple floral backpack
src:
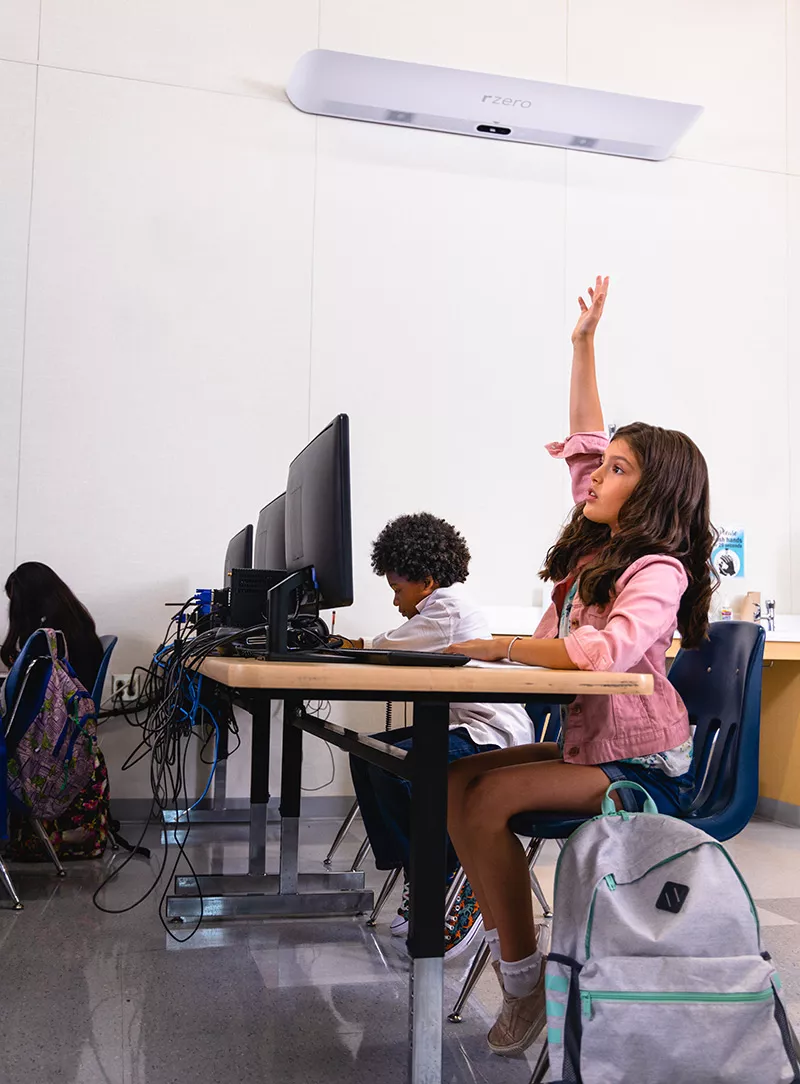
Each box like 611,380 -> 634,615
2,629 -> 99,820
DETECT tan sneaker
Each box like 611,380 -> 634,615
487,964 -> 547,1057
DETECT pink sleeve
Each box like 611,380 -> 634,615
545,432 -> 608,505
563,558 -> 688,672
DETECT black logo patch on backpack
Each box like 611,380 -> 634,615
656,881 -> 690,914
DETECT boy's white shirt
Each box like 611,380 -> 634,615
367,583 -> 534,750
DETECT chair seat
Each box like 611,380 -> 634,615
508,811 -> 589,839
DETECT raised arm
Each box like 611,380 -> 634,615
569,275 -> 609,435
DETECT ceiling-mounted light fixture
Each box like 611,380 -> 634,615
287,50 -> 702,161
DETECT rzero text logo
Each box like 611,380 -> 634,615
482,95 -> 532,108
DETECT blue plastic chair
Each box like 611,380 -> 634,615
525,701 -> 562,745
450,622 -> 767,1029
509,621 -> 766,843
0,727 -> 22,909
3,630 -> 54,751
92,636 -> 118,712
670,621 -> 765,838
4,631 -> 117,732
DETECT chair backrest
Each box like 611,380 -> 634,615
668,620 -> 765,841
2,629 -> 56,751
93,635 -> 118,710
3,628 -> 62,711
525,702 -> 562,744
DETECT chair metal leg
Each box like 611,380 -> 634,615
448,939 -> 492,1022
31,819 -> 66,878
324,799 -> 359,867
530,869 -> 553,919
524,838 -> 554,917
366,865 -> 402,927
525,837 -> 545,865
444,864 -> 468,919
529,1041 -> 550,1084
789,1018 -> 800,1058
366,858 -> 470,936
0,854 -> 23,910
350,837 -> 371,872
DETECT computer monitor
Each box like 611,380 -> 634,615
285,413 -> 353,611
253,493 -> 287,571
223,524 -> 253,582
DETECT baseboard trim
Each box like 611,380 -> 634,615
112,795 -> 357,824
755,797 -> 800,828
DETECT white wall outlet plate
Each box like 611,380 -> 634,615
111,673 -> 140,703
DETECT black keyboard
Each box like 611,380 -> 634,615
228,645 -> 469,667
324,648 -> 469,667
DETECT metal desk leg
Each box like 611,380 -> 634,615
248,700 -> 272,876
166,695 -> 373,920
279,697 -> 302,893
210,717 -> 234,817
162,718 -> 251,825
407,701 -> 450,1084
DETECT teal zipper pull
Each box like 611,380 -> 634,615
581,992 -> 593,1019
604,874 -> 617,892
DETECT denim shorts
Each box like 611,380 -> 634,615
599,760 -> 695,816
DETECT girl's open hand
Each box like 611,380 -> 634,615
571,275 -> 609,343
444,637 -> 507,662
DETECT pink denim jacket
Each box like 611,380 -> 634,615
535,432 -> 691,766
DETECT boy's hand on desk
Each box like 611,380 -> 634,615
444,637 -> 510,662
339,637 -> 364,650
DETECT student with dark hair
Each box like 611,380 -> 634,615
446,277 -> 715,1055
347,512 -> 534,957
1,562 -> 103,692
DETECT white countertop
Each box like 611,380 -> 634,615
484,605 -> 800,643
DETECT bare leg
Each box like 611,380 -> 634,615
449,754 -> 610,962
448,744 -> 561,932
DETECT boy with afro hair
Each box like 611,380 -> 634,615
348,512 -> 534,957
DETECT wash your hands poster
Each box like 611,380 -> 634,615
711,529 -> 745,580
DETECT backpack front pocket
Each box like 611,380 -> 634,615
576,955 -> 798,1084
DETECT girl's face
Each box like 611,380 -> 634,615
584,438 -> 642,532
386,574 -> 436,619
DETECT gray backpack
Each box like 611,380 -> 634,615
544,781 -> 800,1084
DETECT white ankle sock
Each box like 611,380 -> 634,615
485,927 -> 501,963
500,950 -> 543,998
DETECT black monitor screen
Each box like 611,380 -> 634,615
254,493 -> 287,571
285,414 -> 353,610
224,524 -> 253,582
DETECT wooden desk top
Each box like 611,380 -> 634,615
194,656 -> 653,697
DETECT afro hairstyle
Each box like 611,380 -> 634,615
370,512 -> 470,587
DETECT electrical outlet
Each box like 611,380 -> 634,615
111,673 -> 140,703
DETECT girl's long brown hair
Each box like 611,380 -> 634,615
540,423 -> 717,649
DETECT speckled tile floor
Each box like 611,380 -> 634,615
0,816 -> 797,1084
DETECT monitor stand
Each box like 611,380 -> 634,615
266,568 -> 353,663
